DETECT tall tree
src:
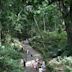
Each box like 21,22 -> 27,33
48,0 -> 72,51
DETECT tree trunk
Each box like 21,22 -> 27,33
48,0 -> 72,55
0,24 -> 1,46
65,16 -> 72,48
58,0 -> 72,55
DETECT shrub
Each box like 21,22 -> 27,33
48,56 -> 72,72
29,31 -> 67,58
0,45 -> 24,72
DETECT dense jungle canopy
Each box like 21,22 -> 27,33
0,0 -> 72,72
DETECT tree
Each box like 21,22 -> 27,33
48,0 -> 72,54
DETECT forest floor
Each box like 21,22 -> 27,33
22,40 -> 43,72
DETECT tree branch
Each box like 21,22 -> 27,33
48,0 -> 62,5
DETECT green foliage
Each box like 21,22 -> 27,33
1,0 -> 63,43
1,0 -> 72,71
48,56 -> 72,72
29,31 -> 67,59
0,45 -> 23,72
46,63 -> 56,72
62,57 -> 72,72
